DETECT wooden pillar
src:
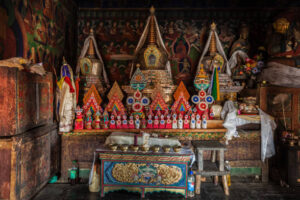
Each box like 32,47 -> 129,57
222,175 -> 229,196
195,175 -> 201,195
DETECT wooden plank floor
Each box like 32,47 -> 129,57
32,180 -> 300,200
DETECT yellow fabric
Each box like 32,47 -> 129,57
57,77 -> 65,89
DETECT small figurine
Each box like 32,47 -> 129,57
190,113 -> 196,129
128,115 -> 135,129
85,110 -> 93,129
172,114 -> 178,129
196,114 -> 201,129
103,111 -> 109,129
93,110 -> 101,129
109,115 -> 116,129
166,115 -> 172,129
202,115 -> 207,129
178,113 -> 183,129
116,115 -> 122,129
122,114 -> 128,129
147,114 -> 153,129
74,106 -> 84,130
159,115 -> 165,129
183,114 -> 190,129
153,115 -> 159,129
141,117 -> 147,129
135,115 -> 140,129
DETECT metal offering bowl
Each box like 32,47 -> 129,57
173,145 -> 182,153
141,145 -> 150,152
163,145 -> 171,153
120,144 -> 129,152
152,145 -> 160,153
109,144 -> 118,151
130,145 -> 139,152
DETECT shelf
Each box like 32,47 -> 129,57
71,128 -> 227,133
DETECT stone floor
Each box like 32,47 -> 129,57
32,180 -> 300,200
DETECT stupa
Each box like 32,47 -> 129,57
194,22 -> 243,101
122,6 -> 176,104
76,29 -> 110,103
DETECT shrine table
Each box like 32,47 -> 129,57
96,146 -> 194,198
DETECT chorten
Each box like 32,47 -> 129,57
122,6 -> 176,104
194,22 -> 243,101
76,29 -> 110,103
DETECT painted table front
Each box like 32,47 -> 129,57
97,146 -> 193,198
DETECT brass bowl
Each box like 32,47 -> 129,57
173,145 -> 182,153
130,145 -> 139,152
109,144 -> 118,151
152,145 -> 160,153
163,145 -> 171,153
120,144 -> 129,152
141,145 -> 150,152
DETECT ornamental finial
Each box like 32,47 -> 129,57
211,22 -> 216,30
150,6 -> 155,14
63,56 -> 67,64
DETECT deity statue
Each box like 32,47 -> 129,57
266,18 -> 290,57
230,24 -> 250,56
58,58 -> 76,132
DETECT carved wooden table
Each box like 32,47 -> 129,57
192,140 -> 230,196
97,146 -> 193,198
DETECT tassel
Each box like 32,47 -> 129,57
212,68 -> 220,101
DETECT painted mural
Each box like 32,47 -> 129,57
77,9 -> 275,86
0,0 -> 77,78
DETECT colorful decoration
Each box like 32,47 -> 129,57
122,115 -> 128,129
171,92 -> 191,114
85,110 -> 93,129
174,81 -> 190,101
196,114 -> 202,129
82,84 -> 103,114
128,115 -> 135,129
108,81 -> 124,101
172,114 -> 178,129
103,111 -> 109,129
106,94 -> 126,113
109,115 -> 116,129
149,89 -> 168,112
130,64 -> 147,90
106,82 -> 125,113
93,110 -> 101,129
159,115 -> 166,129
183,114 -> 190,129
194,64 -> 210,90
192,89 -> 214,114
74,106 -> 84,130
127,89 -> 150,118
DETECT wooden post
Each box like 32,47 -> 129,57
222,175 -> 229,196
214,176 -> 219,185
198,149 -> 203,171
219,149 -> 224,171
211,150 -> 216,162
195,175 -> 201,195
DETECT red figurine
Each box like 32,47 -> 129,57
122,114 -> 128,129
183,114 -> 190,129
74,106 -> 84,130
116,115 -> 122,129
153,115 -> 159,129
128,115 -> 135,129
109,115 -> 116,129
147,114 -> 153,129
166,114 -> 172,129
159,115 -> 165,129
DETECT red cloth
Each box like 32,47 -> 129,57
64,77 -> 75,93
